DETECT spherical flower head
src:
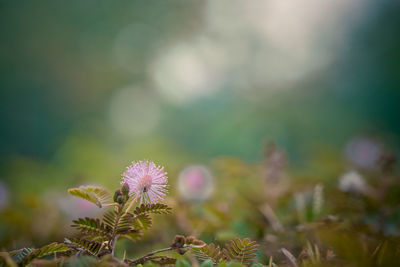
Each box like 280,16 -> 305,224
178,165 -> 214,202
122,160 -> 168,204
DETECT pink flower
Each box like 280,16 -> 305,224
122,160 -> 168,204
178,165 -> 214,202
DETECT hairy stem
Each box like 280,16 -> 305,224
109,203 -> 125,256
128,247 -> 174,265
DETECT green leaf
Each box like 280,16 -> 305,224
176,259 -> 191,267
72,217 -> 111,237
102,210 -> 142,239
116,213 -> 140,234
103,210 -> 117,228
201,259 -> 214,267
122,231 -> 143,242
223,238 -> 259,266
19,243 -> 70,265
133,203 -> 172,215
131,213 -> 152,230
143,261 -> 158,267
65,238 -> 103,256
8,248 -> 33,263
68,186 -> 111,208
193,243 -> 223,264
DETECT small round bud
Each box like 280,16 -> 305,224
113,189 -> 124,204
171,235 -> 186,248
122,183 -> 130,196
121,183 -> 130,202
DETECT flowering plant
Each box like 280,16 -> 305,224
2,161 -> 259,267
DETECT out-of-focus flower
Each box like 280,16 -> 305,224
0,181 -> 9,211
338,170 -> 366,193
178,165 -> 214,202
345,137 -> 382,169
122,160 -> 168,204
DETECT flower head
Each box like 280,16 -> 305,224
122,160 -> 168,204
338,170 -> 366,193
178,165 -> 214,202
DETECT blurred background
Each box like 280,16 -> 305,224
1,0 -> 400,265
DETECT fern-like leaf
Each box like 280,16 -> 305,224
103,210 -> 117,228
65,238 -> 103,256
18,243 -> 70,265
8,248 -> 33,263
223,238 -> 259,266
130,213 -> 152,230
68,186 -> 111,208
122,231 -> 143,242
72,217 -> 111,237
101,210 -> 139,237
133,203 -> 172,215
193,243 -> 224,264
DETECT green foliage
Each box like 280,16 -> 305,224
18,243 -> 70,265
133,203 -> 172,215
103,210 -> 136,235
194,238 -> 259,266
200,259 -> 214,267
223,238 -> 259,266
72,217 -> 111,237
175,259 -> 191,267
130,213 -> 152,230
4,181 -> 259,266
194,243 -> 224,264
65,238 -> 103,256
68,186 -> 111,208
8,248 -> 33,264
143,262 -> 157,267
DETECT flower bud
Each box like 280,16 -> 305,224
113,189 -> 124,204
171,235 -> 186,248
121,183 -> 130,202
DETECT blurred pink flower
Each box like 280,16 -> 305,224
345,137 -> 382,169
122,160 -> 168,204
178,165 -> 214,202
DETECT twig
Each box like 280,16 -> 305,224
127,247 -> 174,265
